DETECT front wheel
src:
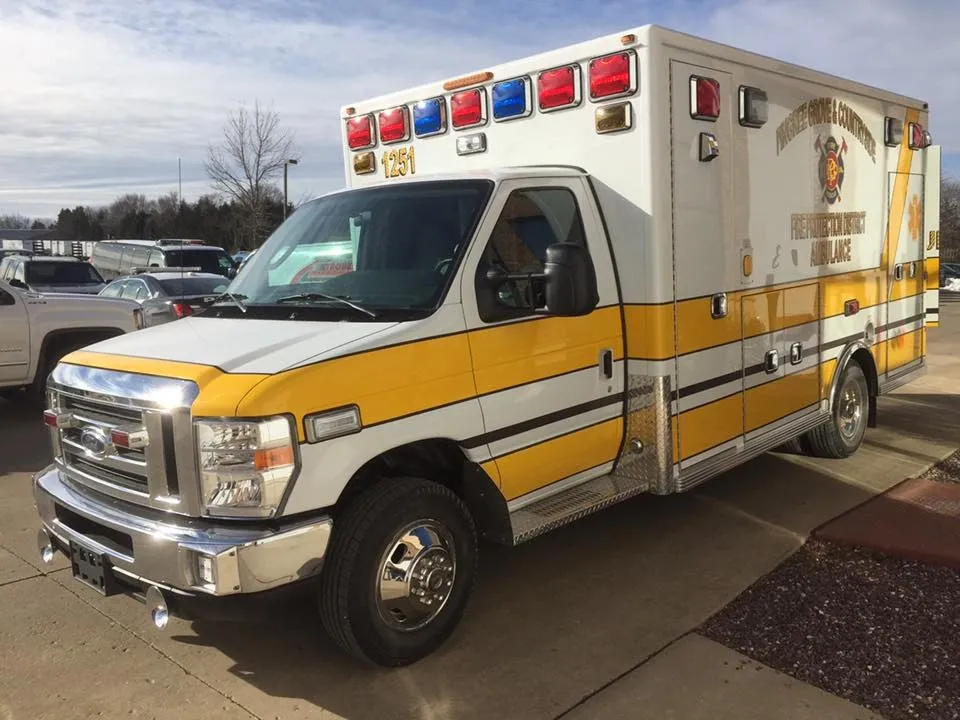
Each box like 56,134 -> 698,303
318,477 -> 478,667
803,361 -> 869,459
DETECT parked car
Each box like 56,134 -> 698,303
98,270 -> 231,326
0,255 -> 106,294
90,239 -> 237,281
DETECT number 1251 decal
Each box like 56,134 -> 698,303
383,147 -> 416,178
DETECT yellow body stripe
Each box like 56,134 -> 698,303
744,368 -> 819,434
469,306 -> 623,395
925,257 -> 940,289
493,418 -> 622,501
677,393 -> 743,461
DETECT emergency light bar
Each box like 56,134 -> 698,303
538,65 -> 581,111
492,78 -> 532,121
347,114 -> 375,150
379,106 -> 410,144
451,88 -> 486,129
589,51 -> 636,100
413,98 -> 446,137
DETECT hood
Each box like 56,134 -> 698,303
80,316 -> 403,374
31,283 -> 104,294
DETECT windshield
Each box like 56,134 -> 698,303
164,249 -> 234,276
227,180 -> 492,313
26,261 -> 103,285
157,277 -> 231,297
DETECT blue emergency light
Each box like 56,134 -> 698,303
413,98 -> 445,137
492,78 -> 530,120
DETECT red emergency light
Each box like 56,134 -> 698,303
691,76 -> 720,120
538,65 -> 580,111
346,114 -> 375,150
378,106 -> 410,143
451,88 -> 485,129
589,51 -> 634,100
908,122 -> 931,150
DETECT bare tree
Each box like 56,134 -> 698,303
942,177 -> 960,262
203,100 -> 300,248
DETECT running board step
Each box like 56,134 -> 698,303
509,474 -> 652,545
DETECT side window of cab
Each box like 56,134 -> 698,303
475,187 -> 590,322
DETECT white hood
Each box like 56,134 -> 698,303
83,316 -> 402,374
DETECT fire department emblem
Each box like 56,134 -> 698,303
815,135 -> 847,204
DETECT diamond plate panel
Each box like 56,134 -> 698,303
610,375 -> 674,494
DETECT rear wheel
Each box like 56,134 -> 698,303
803,361 -> 869,459
318,476 -> 478,667
27,340 -> 83,407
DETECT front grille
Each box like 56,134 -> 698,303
47,363 -> 200,516
56,391 -> 150,497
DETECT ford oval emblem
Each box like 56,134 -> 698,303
79,427 -> 112,459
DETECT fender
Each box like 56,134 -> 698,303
828,340 -> 879,428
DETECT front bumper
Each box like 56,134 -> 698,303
33,463 -> 333,599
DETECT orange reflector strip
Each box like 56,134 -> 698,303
254,446 -> 295,470
443,71 -> 494,92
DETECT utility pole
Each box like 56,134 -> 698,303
283,159 -> 299,220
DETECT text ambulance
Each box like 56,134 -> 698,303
34,24 -> 940,667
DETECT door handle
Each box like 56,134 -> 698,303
764,349 -> 780,374
790,342 -> 802,365
711,293 -> 728,319
599,349 -> 613,379
894,263 -> 903,281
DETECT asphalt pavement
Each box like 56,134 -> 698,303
1,298 -> 957,720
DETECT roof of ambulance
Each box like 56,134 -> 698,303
343,23 -> 926,113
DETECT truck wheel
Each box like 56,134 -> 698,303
803,361 -> 869,459
318,476 -> 478,667
27,341 -> 77,407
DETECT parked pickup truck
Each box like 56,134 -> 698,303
0,279 -> 145,403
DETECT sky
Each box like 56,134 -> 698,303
1,0 -> 958,220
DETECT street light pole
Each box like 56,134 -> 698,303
283,159 -> 299,220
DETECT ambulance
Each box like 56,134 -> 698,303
33,24 -> 941,667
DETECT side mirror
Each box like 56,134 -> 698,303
544,243 -> 599,316
8,278 -> 27,290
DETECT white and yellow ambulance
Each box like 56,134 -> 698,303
34,24 -> 941,667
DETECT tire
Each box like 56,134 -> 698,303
318,477 -> 478,667
777,436 -> 806,455
803,361 -> 869,459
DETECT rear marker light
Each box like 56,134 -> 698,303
451,88 -> 486,129
589,51 -> 636,101
456,132 -> 487,155
346,114 -> 375,150
492,77 -> 532,121
844,299 -> 860,317
378,106 -> 410,144
172,301 -> 193,318
353,151 -> 376,175
690,76 -> 720,120
538,65 -> 581,112
413,97 -> 446,137
595,102 -> 633,134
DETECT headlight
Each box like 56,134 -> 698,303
194,416 -> 298,518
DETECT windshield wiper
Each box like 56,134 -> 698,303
276,292 -> 377,318
209,291 -> 248,313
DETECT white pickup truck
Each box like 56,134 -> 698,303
0,279 -> 145,403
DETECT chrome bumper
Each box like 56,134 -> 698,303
33,464 -> 333,598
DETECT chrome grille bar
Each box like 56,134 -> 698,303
47,362 -> 202,516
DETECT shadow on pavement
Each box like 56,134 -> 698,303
151,451 -> 881,720
0,397 -> 51,475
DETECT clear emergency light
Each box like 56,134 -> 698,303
451,88 -> 486,129
492,78 -> 532,121
379,106 -> 410,144
413,98 -> 446,137
538,65 -> 581,111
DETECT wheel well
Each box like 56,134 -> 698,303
37,328 -> 124,377
336,439 -> 513,545
848,347 -> 879,428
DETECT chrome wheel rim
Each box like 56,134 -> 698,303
376,521 -> 456,632
837,375 -> 865,442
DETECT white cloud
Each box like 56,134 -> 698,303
0,0 -> 956,218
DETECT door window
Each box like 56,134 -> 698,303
100,280 -> 126,298
476,187 -> 587,321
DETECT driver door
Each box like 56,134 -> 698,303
458,178 -> 625,504
0,285 -> 29,383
